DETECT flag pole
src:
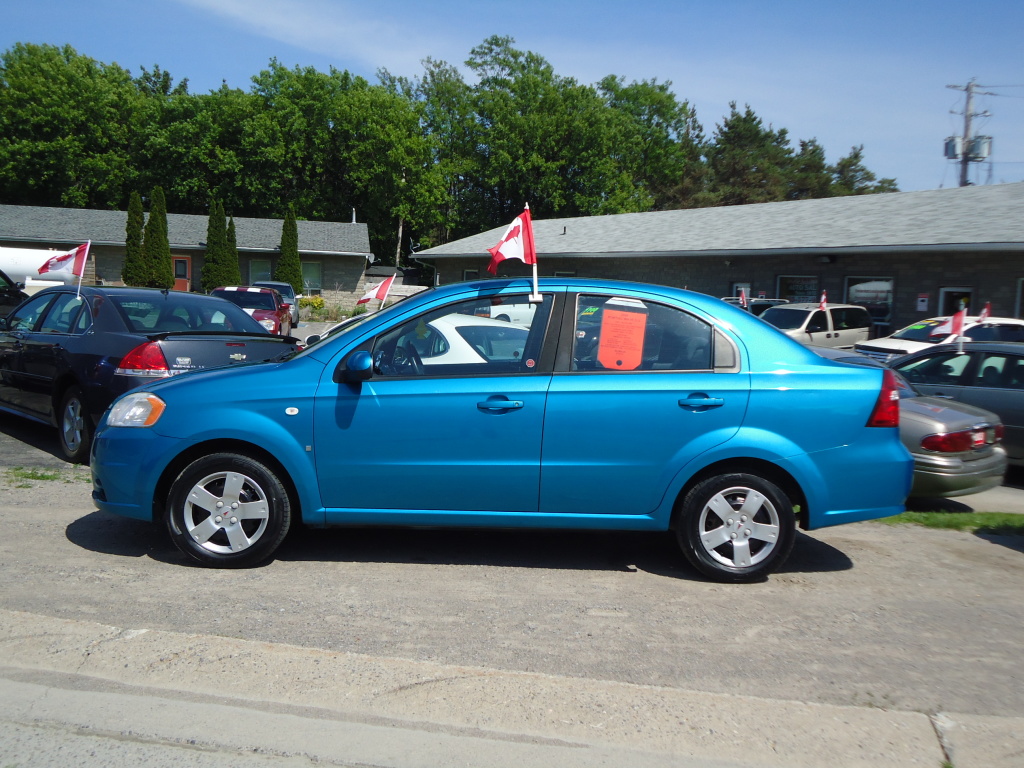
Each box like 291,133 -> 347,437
525,204 -> 541,303
76,240 -> 90,299
379,272 -> 396,310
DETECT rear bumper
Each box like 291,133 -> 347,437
909,448 -> 1007,498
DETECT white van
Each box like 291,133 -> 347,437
760,303 -> 872,349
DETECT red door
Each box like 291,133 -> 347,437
173,257 -> 191,292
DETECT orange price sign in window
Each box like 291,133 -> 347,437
597,298 -> 648,370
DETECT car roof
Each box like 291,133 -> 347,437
214,286 -> 277,295
252,281 -> 293,289
912,315 -> 1024,328
898,340 -> 1024,356
768,303 -> 865,311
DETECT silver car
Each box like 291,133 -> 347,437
814,347 -> 1006,498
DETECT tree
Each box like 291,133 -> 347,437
201,198 -> 227,291
141,186 -> 173,288
705,103 -> 794,206
788,139 -> 834,200
274,208 -> 303,294
225,216 -> 242,285
831,145 -> 898,195
0,43 -> 145,209
121,191 -> 147,285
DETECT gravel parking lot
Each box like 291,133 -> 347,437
1,394 -> 1023,767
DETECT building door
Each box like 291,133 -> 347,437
173,257 -> 191,292
939,286 -> 973,315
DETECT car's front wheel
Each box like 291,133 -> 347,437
58,385 -> 92,463
166,453 -> 292,568
675,473 -> 796,583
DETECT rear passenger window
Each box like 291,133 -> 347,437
573,295 -> 712,372
831,307 -> 870,329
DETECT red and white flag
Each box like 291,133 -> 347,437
739,288 -> 749,310
486,206 -> 537,275
357,273 -> 396,305
39,241 -> 90,278
930,308 -> 966,338
977,301 -> 991,322
818,290 -> 827,312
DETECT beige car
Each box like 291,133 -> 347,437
760,303 -> 872,349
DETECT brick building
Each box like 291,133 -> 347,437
418,183 -> 1024,336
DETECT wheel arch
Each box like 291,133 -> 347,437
670,458 -> 809,530
152,439 -> 301,526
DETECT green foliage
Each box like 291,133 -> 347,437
225,216 -> 242,284
141,186 -> 173,288
121,190 -> 146,285
0,43 -> 144,209
881,511 -> 1024,536
0,37 -> 899,261
274,207 -> 303,292
201,198 -> 227,291
299,295 -> 324,311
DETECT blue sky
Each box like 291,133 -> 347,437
5,0 -> 1024,193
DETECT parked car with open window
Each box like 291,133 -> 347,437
0,286 -> 299,462
91,278 -> 912,583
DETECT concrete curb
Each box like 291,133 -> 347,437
2,609 -> 1021,767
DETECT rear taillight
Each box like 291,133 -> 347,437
922,424 -> 1003,453
921,431 -> 973,453
115,342 -> 170,377
866,368 -> 900,428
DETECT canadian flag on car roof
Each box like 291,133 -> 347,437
930,308 -> 966,338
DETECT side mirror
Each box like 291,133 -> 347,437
337,349 -> 373,383
304,333 -> 321,346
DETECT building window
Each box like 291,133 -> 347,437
249,259 -> 272,283
301,262 -> 322,296
777,275 -> 819,303
845,276 -> 893,332
463,269 -> 480,281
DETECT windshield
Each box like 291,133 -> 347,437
889,320 -> 945,342
760,307 -> 809,330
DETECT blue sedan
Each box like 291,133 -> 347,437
91,278 -> 912,582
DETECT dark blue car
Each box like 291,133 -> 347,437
91,278 -> 912,582
0,285 -> 299,462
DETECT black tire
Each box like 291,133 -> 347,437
58,386 -> 92,463
675,473 -> 796,583
166,453 -> 292,568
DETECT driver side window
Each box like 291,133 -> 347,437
371,294 -> 550,377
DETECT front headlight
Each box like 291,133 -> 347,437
107,392 -> 166,427
260,319 -> 276,331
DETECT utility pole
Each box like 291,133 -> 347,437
946,79 -> 995,186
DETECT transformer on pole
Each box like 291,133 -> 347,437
945,79 -> 995,187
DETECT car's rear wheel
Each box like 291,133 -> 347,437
58,385 -> 92,463
675,473 -> 795,583
166,453 -> 291,568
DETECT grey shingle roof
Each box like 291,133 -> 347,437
420,182 -> 1024,258
0,205 -> 373,257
